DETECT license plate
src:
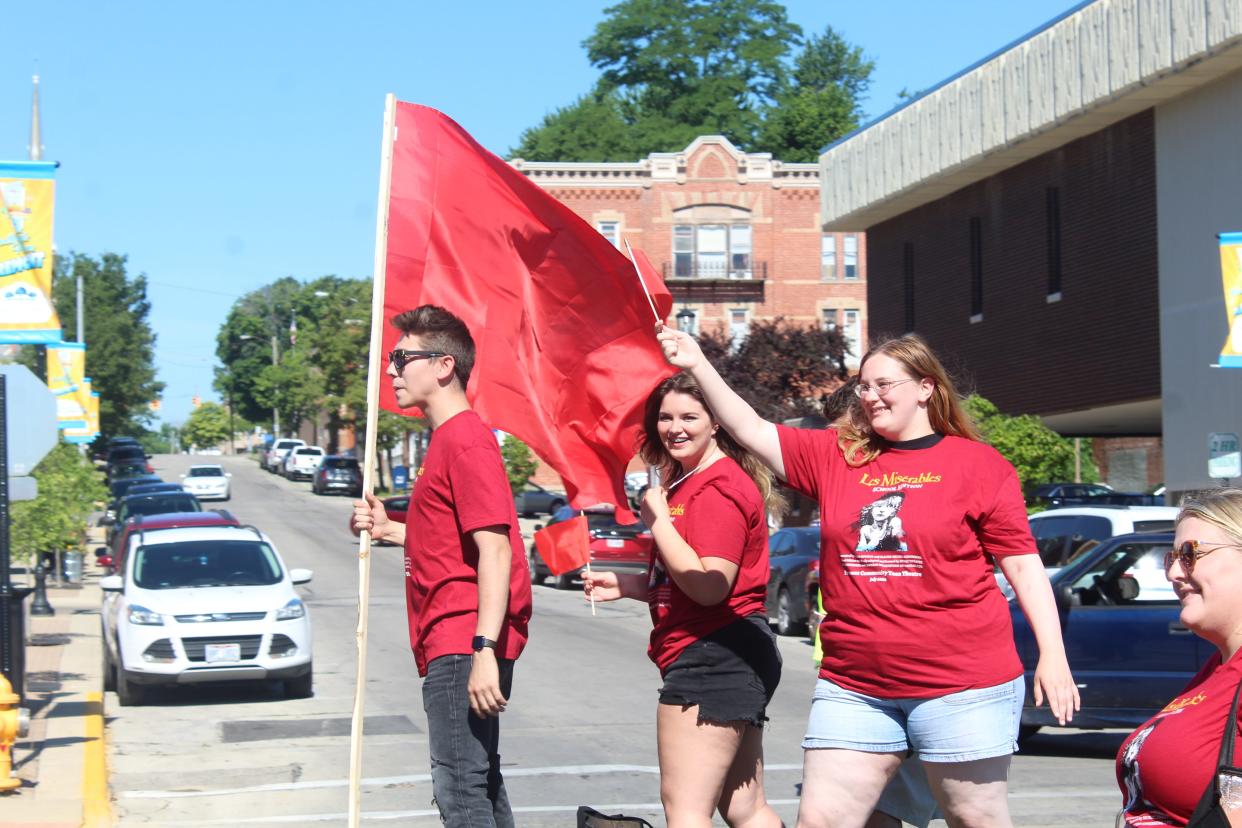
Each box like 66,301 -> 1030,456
204,643 -> 241,663
606,539 -> 625,548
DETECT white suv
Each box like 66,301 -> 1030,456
100,524 -> 314,706
283,446 -> 325,480
1029,505 -> 1178,568
264,438 -> 305,473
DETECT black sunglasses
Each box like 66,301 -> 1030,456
1164,539 -> 1240,576
388,348 -> 446,371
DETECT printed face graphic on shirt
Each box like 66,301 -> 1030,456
1120,720 -> 1164,815
856,492 -> 908,552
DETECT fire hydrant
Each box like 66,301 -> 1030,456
0,673 -> 27,792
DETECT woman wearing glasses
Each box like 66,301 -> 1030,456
655,327 -> 1078,828
1115,489 -> 1242,825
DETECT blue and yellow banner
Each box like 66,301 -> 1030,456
47,340 -> 87,430
0,161 -> 60,344
1220,233 -> 1242,368
63,379 -> 99,444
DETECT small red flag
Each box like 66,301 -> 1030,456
533,515 -> 591,576
379,103 -> 676,512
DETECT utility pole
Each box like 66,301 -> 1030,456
270,332 -> 280,437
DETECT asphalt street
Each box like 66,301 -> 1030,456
104,454 -> 1129,826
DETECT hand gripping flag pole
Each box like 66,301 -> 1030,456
348,92 -> 397,828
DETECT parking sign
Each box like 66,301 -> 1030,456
1209,432 -> 1241,479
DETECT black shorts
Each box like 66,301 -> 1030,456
658,614 -> 782,727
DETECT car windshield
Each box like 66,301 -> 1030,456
295,448 -> 322,456
275,441 -> 301,450
188,467 -> 223,477
111,478 -> 159,498
133,540 -> 283,589
122,495 -> 201,519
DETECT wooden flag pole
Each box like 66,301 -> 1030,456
348,92 -> 397,828
624,238 -> 663,325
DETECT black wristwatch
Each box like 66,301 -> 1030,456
471,635 -> 497,653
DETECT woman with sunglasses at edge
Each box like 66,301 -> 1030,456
1115,489 -> 1242,826
584,372 -> 786,827
654,325 -> 1079,828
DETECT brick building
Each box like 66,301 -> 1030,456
817,0 -> 1242,497
513,135 -> 868,367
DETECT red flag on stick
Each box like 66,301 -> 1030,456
380,103 -> 675,512
533,515 -> 591,576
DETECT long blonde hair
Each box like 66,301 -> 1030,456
639,373 -> 787,518
837,333 -> 980,467
1177,489 -> 1242,544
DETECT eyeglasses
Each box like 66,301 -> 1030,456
1164,539 -> 1241,576
388,349 -> 446,371
854,378 -> 917,399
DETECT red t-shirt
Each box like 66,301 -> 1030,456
1116,651 -> 1242,826
403,410 -> 533,677
778,427 -> 1032,697
647,457 -> 769,671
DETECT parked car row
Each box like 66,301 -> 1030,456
1029,482 -> 1165,510
260,438 -> 363,498
527,505 -> 652,589
92,445 -> 314,707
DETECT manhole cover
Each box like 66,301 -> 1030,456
221,715 -> 419,743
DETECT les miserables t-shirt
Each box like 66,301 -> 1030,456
647,456 -> 769,671
1116,650 -> 1242,827
778,426 -> 1033,698
404,410 -> 533,677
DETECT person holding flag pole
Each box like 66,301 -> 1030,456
350,305 -> 532,828
584,372 -> 786,827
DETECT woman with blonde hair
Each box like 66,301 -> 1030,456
655,327 -> 1079,828
584,372 -> 785,827
1115,489 -> 1242,825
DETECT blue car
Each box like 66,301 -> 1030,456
1010,531 -> 1204,739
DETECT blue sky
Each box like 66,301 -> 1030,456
2,0 -> 1077,426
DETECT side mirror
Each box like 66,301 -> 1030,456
146,454 -> 153,459
226,473 -> 233,478
100,575 -> 124,592
179,474 -> 186,478
99,514 -> 115,527
289,568 -> 313,585
534,524 -> 543,532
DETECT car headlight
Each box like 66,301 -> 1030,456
275,598 -> 306,620
127,605 -> 164,625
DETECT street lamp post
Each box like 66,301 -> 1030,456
676,307 -> 697,334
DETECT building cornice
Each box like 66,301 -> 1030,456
819,0 -> 1242,230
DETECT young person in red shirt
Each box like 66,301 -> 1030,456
350,305 -> 532,828
584,373 -> 785,827
1115,489 -> 1242,825
654,328 -> 1079,828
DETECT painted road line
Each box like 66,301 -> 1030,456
123,762 -> 804,799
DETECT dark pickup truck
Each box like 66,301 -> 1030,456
1030,483 -> 1164,510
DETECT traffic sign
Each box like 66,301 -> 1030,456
1209,432 -> 1241,479
0,364 -> 58,476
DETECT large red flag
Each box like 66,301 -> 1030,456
380,103 -> 675,511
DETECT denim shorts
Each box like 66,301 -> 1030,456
659,614 -> 782,727
802,674 -> 1024,763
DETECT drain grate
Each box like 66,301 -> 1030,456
221,715 -> 419,743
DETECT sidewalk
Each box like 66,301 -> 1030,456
4,548 -> 110,827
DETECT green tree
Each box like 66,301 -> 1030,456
181,401 -> 232,450
215,276 -> 303,429
500,436 -> 540,495
513,0 -> 801,159
10,441 -> 107,565
963,395 -> 1099,496
759,26 -> 875,161
512,5 -> 873,163
698,317 -> 849,422
21,253 -> 164,437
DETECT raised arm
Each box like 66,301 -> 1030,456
655,325 -> 784,479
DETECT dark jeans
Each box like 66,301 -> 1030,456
422,654 -> 516,828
